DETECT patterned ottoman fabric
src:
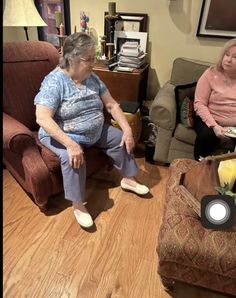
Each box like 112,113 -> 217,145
157,159 -> 236,296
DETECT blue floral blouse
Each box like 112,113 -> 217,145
34,67 -> 108,145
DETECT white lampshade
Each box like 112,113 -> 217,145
3,0 -> 47,27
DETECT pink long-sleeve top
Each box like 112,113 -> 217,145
194,67 -> 236,127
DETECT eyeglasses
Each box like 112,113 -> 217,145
80,56 -> 96,64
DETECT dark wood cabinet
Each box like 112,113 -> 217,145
93,63 -> 149,104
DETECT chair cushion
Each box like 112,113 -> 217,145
32,132 -> 61,173
40,146 -> 61,173
175,82 -> 197,128
174,123 -> 196,145
170,57 -> 211,86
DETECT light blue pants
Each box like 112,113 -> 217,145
40,123 -> 138,202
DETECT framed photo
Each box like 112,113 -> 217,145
104,12 -> 147,42
115,20 -> 140,32
197,0 -> 236,39
105,12 -> 147,32
114,31 -> 148,54
35,0 -> 71,46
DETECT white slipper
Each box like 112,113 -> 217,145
73,209 -> 93,228
121,180 -> 149,195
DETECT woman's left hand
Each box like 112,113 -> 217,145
213,124 -> 230,140
120,130 -> 135,154
100,91 -> 135,153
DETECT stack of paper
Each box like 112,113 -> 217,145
117,41 -> 146,68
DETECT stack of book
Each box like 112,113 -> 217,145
117,41 -> 146,68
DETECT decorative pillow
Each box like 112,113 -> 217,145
175,82 -> 197,128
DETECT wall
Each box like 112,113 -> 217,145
70,0 -> 228,99
3,0 -> 228,99
3,27 -> 38,42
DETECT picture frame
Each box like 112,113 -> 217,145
114,31 -> 148,54
104,11 -> 148,35
197,0 -> 236,39
104,12 -> 148,41
35,0 -> 71,46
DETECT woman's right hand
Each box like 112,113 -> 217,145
66,142 -> 84,168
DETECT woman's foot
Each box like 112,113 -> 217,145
73,202 -> 93,228
121,177 -> 149,195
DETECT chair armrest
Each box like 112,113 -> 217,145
150,83 -> 176,130
3,112 -> 56,206
3,112 -> 36,154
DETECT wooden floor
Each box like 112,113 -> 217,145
3,151 -> 232,298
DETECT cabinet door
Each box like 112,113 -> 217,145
93,66 -> 148,103
96,71 -> 140,102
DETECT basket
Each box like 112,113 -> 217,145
111,110 -> 142,145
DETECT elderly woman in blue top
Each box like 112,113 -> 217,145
34,32 -> 149,229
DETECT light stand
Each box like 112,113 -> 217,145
104,14 -> 119,45
24,27 -> 29,41
104,2 -> 120,64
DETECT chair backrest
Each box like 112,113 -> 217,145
3,41 -> 59,130
170,57 -> 212,86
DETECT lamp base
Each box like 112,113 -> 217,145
24,27 -> 29,40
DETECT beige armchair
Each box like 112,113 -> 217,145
150,57 -> 211,163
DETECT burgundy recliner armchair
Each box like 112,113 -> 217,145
3,41 -> 111,211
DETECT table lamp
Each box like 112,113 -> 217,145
3,0 -> 47,40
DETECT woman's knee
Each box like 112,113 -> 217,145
109,126 -> 123,147
59,150 -> 70,164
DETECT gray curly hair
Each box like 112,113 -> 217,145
216,38 -> 236,72
59,32 -> 96,69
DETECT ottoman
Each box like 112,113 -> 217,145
157,159 -> 236,296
